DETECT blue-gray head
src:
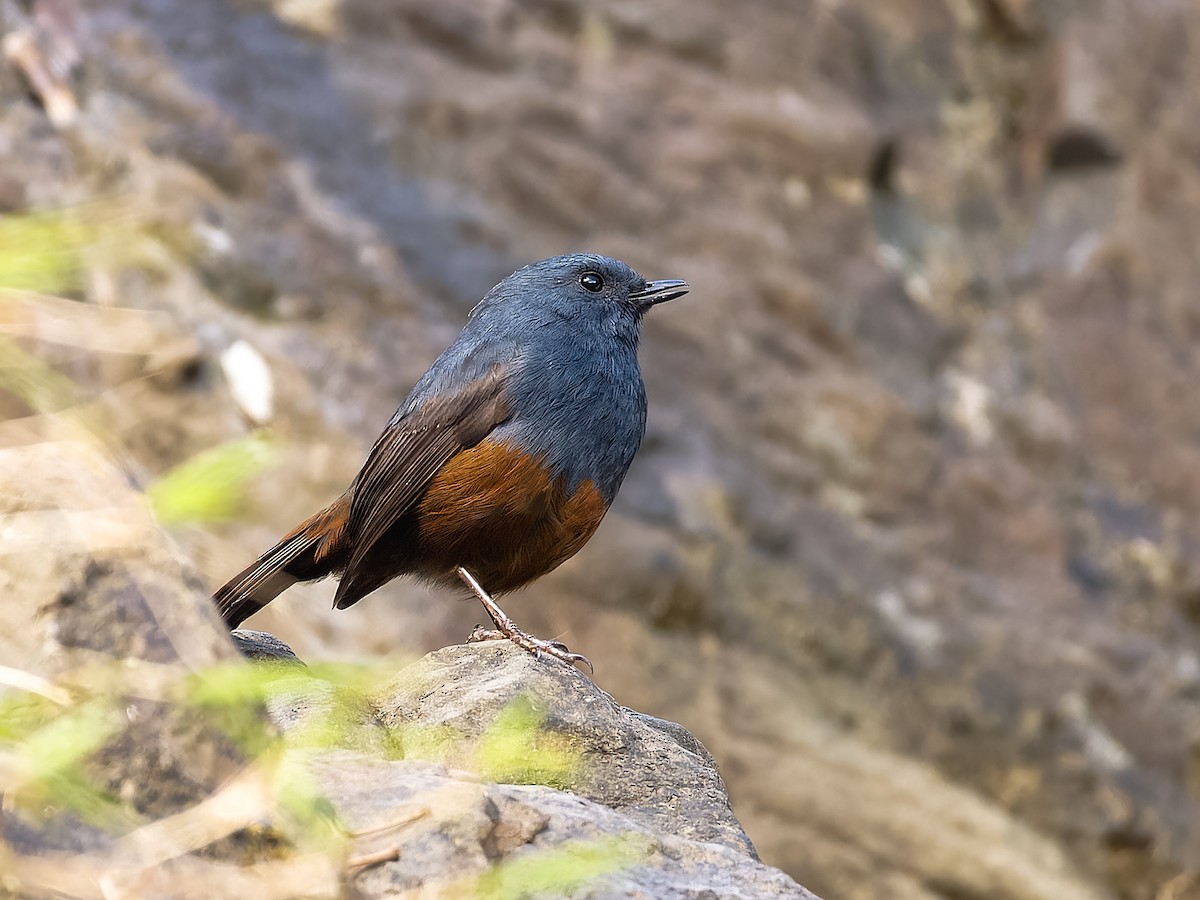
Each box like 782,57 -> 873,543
469,253 -> 689,343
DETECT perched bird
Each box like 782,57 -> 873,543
214,253 -> 688,668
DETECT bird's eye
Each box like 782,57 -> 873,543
579,272 -> 604,292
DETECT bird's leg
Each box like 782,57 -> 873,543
455,566 -> 592,673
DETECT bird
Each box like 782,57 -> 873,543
214,253 -> 688,669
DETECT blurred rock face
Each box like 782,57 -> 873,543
3,0 -> 1200,897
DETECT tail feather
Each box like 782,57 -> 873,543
214,496 -> 351,628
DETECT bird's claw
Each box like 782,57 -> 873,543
468,625 -> 504,643
467,624 -> 592,672
457,567 -> 593,674
532,639 -> 593,674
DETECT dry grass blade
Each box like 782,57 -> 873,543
0,290 -> 172,355
344,844 -> 400,872
7,850 -> 341,900
0,663 -> 73,705
347,806 -> 430,840
114,764 -> 273,867
0,508 -> 154,557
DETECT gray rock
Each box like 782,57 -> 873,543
0,441 -> 254,842
231,628 -> 306,664
247,638 -> 816,895
313,753 -> 817,900
373,642 -> 757,857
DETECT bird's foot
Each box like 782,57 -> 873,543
456,567 -> 593,673
468,622 -> 593,672
467,622 -> 592,671
467,625 -> 504,643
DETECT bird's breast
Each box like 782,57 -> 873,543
410,438 -> 608,592
500,343 -> 647,502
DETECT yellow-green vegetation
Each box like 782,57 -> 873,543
4,654 -> 596,824
1,657 -> 637,896
462,834 -> 651,898
0,208 -> 94,294
188,659 -> 583,786
468,695 -> 580,786
147,433 -> 277,525
0,334 -> 77,412
379,692 -> 582,788
0,203 -> 163,295
0,691 -> 127,828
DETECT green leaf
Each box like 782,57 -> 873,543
465,834 -> 650,899
470,696 -> 580,787
271,750 -> 344,854
0,210 -> 91,293
14,700 -> 117,780
148,434 -> 276,525
0,335 -> 77,413
0,693 -> 60,744
5,698 -> 127,827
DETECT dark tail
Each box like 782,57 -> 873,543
214,496 -> 351,628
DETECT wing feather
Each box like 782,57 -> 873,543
332,364 -> 510,607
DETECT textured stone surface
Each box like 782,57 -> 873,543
254,638 -> 815,897
232,628 -> 305,664
313,753 -> 816,900
0,440 -> 233,676
375,641 -> 757,856
0,439 -> 294,889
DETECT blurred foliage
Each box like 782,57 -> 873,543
469,694 -> 579,786
0,690 -> 126,828
0,656 -> 630,896
183,658 -> 288,760
187,658 -> 404,762
187,659 -> 581,783
0,209 -> 92,293
391,692 -> 581,788
148,433 -> 276,525
464,834 -> 649,898
0,333 -> 76,413
0,204 -> 157,295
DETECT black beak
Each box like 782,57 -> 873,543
630,278 -> 689,308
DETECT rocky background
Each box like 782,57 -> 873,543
2,0 -> 1199,898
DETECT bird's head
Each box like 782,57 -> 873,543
470,253 -> 689,339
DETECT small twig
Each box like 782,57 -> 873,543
347,806 -> 430,840
115,764 -> 271,867
0,663 -> 73,705
344,845 -> 400,872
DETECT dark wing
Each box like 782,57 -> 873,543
333,364 -> 511,609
